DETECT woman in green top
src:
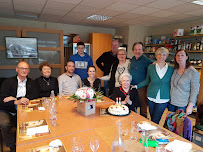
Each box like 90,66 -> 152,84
136,47 -> 174,124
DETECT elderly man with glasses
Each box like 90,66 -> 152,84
0,61 -> 38,152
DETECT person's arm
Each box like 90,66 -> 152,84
111,88 -> 118,102
54,78 -> 59,96
58,76 -> 63,94
26,79 -> 39,100
100,64 -> 112,80
186,70 -> 200,115
0,79 -> 16,107
137,66 -> 151,89
96,54 -> 105,72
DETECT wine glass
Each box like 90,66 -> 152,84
90,136 -> 99,152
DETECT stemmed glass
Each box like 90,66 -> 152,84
90,136 -> 99,152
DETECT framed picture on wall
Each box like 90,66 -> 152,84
5,37 -> 38,59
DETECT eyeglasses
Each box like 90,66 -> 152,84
17,67 -> 30,71
118,54 -> 126,56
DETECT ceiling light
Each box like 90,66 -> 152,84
86,15 -> 111,21
191,0 -> 203,5
16,14 -> 38,19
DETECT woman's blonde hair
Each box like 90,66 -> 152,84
155,47 -> 169,57
117,49 -> 127,55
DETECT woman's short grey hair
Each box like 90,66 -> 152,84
119,73 -> 132,83
118,49 -> 127,55
155,47 -> 169,57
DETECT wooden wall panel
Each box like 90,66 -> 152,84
89,33 -> 112,78
22,27 -> 64,73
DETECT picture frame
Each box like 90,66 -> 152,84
5,37 -> 38,59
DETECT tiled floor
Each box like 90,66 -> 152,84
1,107 -> 197,152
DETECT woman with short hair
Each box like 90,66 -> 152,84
136,47 -> 174,124
35,62 -> 59,97
100,49 -> 131,97
112,73 -> 140,112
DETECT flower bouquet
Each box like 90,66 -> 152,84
70,87 -> 102,103
70,87 -> 103,116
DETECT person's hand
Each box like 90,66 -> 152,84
3,96 -> 17,102
186,103 -> 193,115
97,77 -> 101,79
122,95 -> 130,104
14,97 -> 29,105
130,85 -> 137,90
152,61 -> 157,65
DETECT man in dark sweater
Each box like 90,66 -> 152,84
0,61 -> 38,152
130,42 -> 153,118
96,40 -> 119,96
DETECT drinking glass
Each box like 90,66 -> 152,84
90,136 -> 99,152
130,128 -> 138,141
71,137 -> 84,152
156,146 -> 165,152
121,127 -> 128,137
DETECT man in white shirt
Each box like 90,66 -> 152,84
58,61 -> 81,95
0,61 -> 38,152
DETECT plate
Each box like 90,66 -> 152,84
106,108 -> 131,116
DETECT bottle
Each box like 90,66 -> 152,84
200,38 -> 203,51
112,122 -> 125,152
193,39 -> 197,51
186,40 -> 189,50
178,40 -> 181,50
182,41 -> 186,50
196,39 -> 200,50
174,39 -> 178,51
50,90 -> 55,99
189,40 -> 192,51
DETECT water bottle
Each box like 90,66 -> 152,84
112,122 -> 125,152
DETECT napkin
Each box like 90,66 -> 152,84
26,125 -> 49,136
49,139 -> 62,148
38,107 -> 45,111
137,123 -> 157,131
164,140 -> 192,152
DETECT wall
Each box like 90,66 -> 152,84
0,17 -> 115,42
148,18 -> 203,36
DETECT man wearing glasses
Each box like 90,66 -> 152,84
0,61 -> 38,152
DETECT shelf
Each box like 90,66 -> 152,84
144,50 -> 203,53
145,44 -> 166,47
173,34 -> 203,39
169,64 -> 202,69
170,50 -> 203,53
143,51 -> 155,53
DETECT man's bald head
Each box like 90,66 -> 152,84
16,61 -> 30,79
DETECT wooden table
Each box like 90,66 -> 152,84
16,96 -> 203,152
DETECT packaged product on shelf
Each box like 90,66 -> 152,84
173,29 -> 184,37
196,25 -> 202,34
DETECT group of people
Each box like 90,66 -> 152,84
0,40 -> 200,152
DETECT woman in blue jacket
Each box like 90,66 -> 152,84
136,47 -> 173,124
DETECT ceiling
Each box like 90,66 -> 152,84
0,0 -> 203,28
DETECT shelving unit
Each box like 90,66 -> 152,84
144,34 -> 203,70
173,34 -> 203,39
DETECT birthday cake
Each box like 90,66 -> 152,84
108,104 -> 129,115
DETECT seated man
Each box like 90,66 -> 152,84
58,61 -> 81,95
0,61 -> 38,152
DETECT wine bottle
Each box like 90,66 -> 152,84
112,122 -> 125,152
